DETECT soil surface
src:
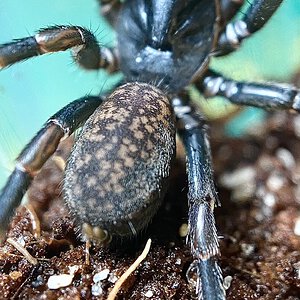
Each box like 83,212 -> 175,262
1,111 -> 300,299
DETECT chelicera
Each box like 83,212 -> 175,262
0,1 -> 299,299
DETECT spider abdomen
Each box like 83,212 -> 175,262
64,83 -> 176,240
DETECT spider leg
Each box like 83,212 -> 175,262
216,0 -> 283,56
0,25 -> 118,71
0,95 -> 103,239
173,96 -> 225,300
197,69 -> 300,111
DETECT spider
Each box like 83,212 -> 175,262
0,0 -> 299,299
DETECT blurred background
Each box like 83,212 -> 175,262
0,0 -> 300,188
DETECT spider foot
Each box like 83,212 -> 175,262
187,257 -> 225,300
187,202 -> 225,300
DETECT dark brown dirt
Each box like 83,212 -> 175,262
1,111 -> 300,299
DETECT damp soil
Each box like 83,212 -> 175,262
1,111 -> 300,299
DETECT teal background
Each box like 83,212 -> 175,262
0,0 -> 300,188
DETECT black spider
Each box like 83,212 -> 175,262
0,0 -> 299,299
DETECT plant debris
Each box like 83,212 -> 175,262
107,239 -> 151,300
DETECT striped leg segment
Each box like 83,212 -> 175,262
216,0 -> 283,56
197,70 -> 300,111
0,25 -> 118,72
0,96 -> 103,238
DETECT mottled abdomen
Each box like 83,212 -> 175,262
64,83 -> 175,240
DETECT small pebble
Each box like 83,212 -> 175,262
47,274 -> 74,289
263,193 -> 276,208
47,265 -> 78,289
108,273 -> 118,283
240,243 -> 255,257
266,171 -> 286,192
223,276 -> 233,290
93,268 -> 110,283
293,115 -> 300,138
219,166 -> 256,189
276,148 -> 295,169
91,282 -> 103,296
68,265 -> 79,275
293,262 -> 300,279
31,275 -> 44,288
294,217 -> 300,236
144,290 -> 154,298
